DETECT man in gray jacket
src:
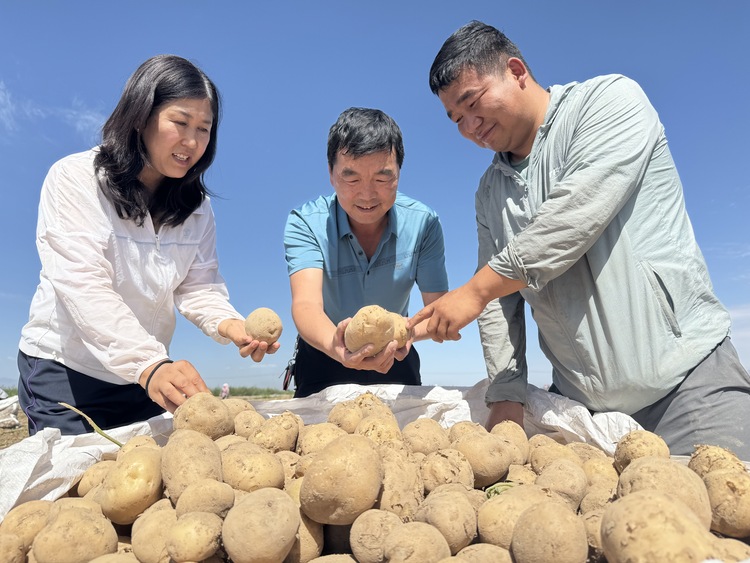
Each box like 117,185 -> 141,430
410,20 -> 750,458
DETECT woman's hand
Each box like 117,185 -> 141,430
139,359 -> 210,413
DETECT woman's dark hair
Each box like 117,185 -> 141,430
429,20 -> 534,95
327,107 -> 405,170
94,54 -> 220,227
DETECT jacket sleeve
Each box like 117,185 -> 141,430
38,160 -> 168,383
489,76 -> 664,290
174,200 -> 244,342
476,186 -> 528,404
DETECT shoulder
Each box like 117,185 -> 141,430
290,194 -> 335,217
393,192 -> 440,218
48,148 -> 98,178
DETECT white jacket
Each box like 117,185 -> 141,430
20,149 -> 244,385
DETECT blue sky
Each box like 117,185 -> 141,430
1,1 -> 748,391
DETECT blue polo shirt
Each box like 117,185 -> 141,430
284,193 -> 449,324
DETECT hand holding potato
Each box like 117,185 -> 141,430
219,316 -> 281,362
331,318 -> 399,374
139,359 -> 209,413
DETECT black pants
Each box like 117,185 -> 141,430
292,337 -> 421,398
18,350 -> 165,436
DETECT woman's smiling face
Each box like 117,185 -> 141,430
139,97 -> 213,192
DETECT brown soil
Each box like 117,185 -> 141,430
0,408 -> 29,449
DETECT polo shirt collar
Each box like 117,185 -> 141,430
334,195 -> 397,241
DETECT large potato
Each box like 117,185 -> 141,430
349,509 -> 403,563
420,448 -> 474,494
165,511 -> 223,563
376,444 -> 424,521
31,506 -> 118,563
382,521 -> 451,562
612,429 -> 670,473
414,490 -> 477,554
300,434 -> 383,525
601,490 -> 716,562
510,501 -> 588,563
131,504 -> 177,563
703,468 -> 750,538
161,429 -> 223,503
96,446 -> 163,525
0,499 -> 53,553
244,307 -> 283,344
172,392 -> 234,440
223,487 -> 300,563
402,418 -> 450,455
344,305 -> 398,355
174,478 -> 235,518
221,442 -> 285,492
616,455 -> 712,529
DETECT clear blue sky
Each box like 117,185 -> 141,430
1,1 -> 748,391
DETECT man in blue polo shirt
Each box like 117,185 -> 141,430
283,107 -> 449,398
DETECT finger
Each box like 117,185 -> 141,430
406,307 -> 433,329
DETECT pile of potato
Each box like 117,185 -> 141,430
1,391 -> 750,563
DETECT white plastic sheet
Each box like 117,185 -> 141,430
0,381 -> 643,520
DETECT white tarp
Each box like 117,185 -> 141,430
0,381 -> 643,520
0,395 -> 20,429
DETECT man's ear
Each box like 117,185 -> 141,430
507,57 -> 529,86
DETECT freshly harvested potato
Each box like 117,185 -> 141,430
510,501 -> 588,563
477,484 -> 562,549
222,397 -> 256,419
376,444 -> 424,521
505,463 -> 537,485
161,428 -> 223,503
382,521 -> 451,562
31,505 -> 119,563
349,509 -> 403,563
0,499 -> 54,554
244,307 -> 283,344
529,442 -> 582,474
489,420 -> 530,463
88,555 -> 139,562
428,483 -> 487,516
601,490 -> 716,562
616,455 -> 712,529
566,441 -> 610,463
174,478 -> 235,518
251,410 -> 300,452
456,543 -> 513,563
300,434 -> 383,525
612,429 -> 670,473
285,511 -> 325,563
389,312 -> 409,348
223,487 -> 301,563
71,459 -> 116,498
579,484 -> 616,514
448,420 -> 486,443
95,446 -> 163,525
452,431 -> 517,488
581,508 -> 606,561
130,504 -> 178,563
0,533 -> 25,563
118,434 -> 160,457
344,305 -> 400,355
414,490 -> 477,554
352,392 -> 396,421
296,422 -> 348,456
702,468 -> 750,538
221,441 -> 285,492
234,409 -> 267,438
582,456 -> 619,490
688,444 -> 747,478
402,418 -> 450,455
420,448 -> 474,494
354,415 -> 403,446
534,457 -> 589,512
327,400 -> 363,433
165,511 -> 223,563
172,391 -> 234,440
214,433 -> 248,451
